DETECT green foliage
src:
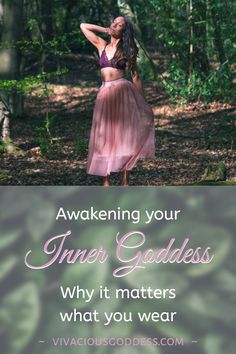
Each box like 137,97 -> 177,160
0,69 -> 68,95
33,113 -> 63,157
0,256 -> 18,282
0,139 -> 23,156
202,162 -> 227,182
0,230 -> 21,250
2,0 -> 235,106
0,171 -> 9,182
34,125 -> 50,154
0,142 -> 5,154
0,283 -> 40,354
163,60 -> 235,103
137,54 -> 155,80
26,200 -> 57,241
61,261 -> 109,309
0,28 -> 86,56
131,0 -> 236,103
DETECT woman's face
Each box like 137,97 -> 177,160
110,17 -> 126,38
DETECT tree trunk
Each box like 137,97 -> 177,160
187,0 -> 210,81
41,0 -> 53,42
210,1 -> 227,64
63,0 -> 74,34
0,0 -> 24,116
0,0 -> 3,32
0,0 -> 24,146
193,0 -> 210,75
0,97 -> 10,140
188,0 -> 193,81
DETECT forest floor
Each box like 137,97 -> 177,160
0,56 -> 236,186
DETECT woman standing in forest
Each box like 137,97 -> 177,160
80,16 -> 155,186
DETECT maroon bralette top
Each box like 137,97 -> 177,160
99,45 -> 127,70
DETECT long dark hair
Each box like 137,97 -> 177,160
111,17 -> 138,74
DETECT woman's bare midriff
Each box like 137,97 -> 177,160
100,67 -> 125,82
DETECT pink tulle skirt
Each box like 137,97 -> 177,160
87,78 -> 155,176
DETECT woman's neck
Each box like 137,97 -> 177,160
110,37 -> 121,47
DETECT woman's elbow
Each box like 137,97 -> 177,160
131,67 -> 139,79
132,72 -> 140,83
80,23 -> 86,31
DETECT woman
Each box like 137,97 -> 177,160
80,16 -> 155,186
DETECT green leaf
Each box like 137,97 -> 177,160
2,283 -> 40,354
0,256 -> 18,281
61,260 -> 109,309
203,335 -> 226,354
26,200 -> 56,241
0,230 -> 21,250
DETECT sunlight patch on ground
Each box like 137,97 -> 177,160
25,84 -> 98,115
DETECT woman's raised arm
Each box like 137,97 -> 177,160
80,23 -> 109,50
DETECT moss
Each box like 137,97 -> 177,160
201,162 -> 226,181
0,172 -> 9,182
